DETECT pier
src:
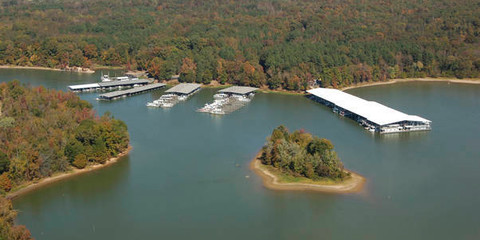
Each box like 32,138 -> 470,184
68,79 -> 151,92
146,83 -> 201,108
307,88 -> 431,133
198,86 -> 258,115
98,83 -> 166,100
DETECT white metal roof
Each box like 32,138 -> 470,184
68,83 -> 100,90
307,88 -> 431,126
165,83 -> 201,94
219,86 -> 258,95
99,83 -> 166,99
98,79 -> 149,87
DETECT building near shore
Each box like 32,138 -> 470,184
307,88 -> 431,133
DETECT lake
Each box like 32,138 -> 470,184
1,69 -> 480,239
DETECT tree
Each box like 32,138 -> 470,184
0,173 -> 12,192
0,196 -> 32,240
72,154 -> 87,169
0,152 -> 8,173
307,138 -> 334,156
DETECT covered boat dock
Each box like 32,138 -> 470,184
68,79 -> 151,92
218,86 -> 258,95
165,83 -> 202,95
98,83 -> 166,100
197,86 -> 258,115
146,83 -> 201,108
307,88 -> 431,133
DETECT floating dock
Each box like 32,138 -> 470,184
68,79 -> 151,92
307,88 -> 431,133
146,83 -> 201,108
198,86 -> 258,115
97,83 -> 166,100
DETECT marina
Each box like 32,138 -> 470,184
307,88 -> 431,133
68,79 -> 151,92
97,83 -> 166,100
3,69 -> 480,240
198,86 -> 258,115
146,83 -> 201,108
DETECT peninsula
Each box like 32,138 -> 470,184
0,81 -> 130,197
251,126 -> 365,193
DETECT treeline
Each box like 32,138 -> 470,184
0,81 -> 130,194
0,0 -> 480,90
0,196 -> 32,240
261,126 -> 349,180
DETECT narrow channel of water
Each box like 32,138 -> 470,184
2,69 -> 480,240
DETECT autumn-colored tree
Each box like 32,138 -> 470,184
84,44 -> 98,59
0,196 -> 32,240
179,57 -> 197,83
0,173 -> 12,192
73,154 -> 87,169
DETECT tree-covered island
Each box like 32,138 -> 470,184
0,80 -> 131,239
251,126 -> 364,192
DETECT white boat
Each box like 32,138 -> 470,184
116,76 -> 129,81
161,102 -> 174,108
101,72 -> 139,82
178,95 -> 188,101
101,73 -> 112,82
211,108 -> 225,115
214,93 -> 228,99
146,102 -> 156,107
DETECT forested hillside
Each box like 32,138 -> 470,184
1,0 -> 479,89
0,81 -> 130,194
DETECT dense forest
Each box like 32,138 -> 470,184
0,81 -> 130,194
0,0 -> 479,90
260,126 -> 349,180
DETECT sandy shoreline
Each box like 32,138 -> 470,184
341,77 -> 480,91
6,146 -> 132,200
250,154 -> 365,193
0,65 -> 95,73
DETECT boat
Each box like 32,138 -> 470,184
213,93 -> 228,99
161,102 -> 174,108
101,72 -> 112,82
101,72 -> 139,82
178,95 -> 188,101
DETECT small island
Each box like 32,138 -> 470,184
251,126 -> 365,193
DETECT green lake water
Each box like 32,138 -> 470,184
1,69 -> 480,239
